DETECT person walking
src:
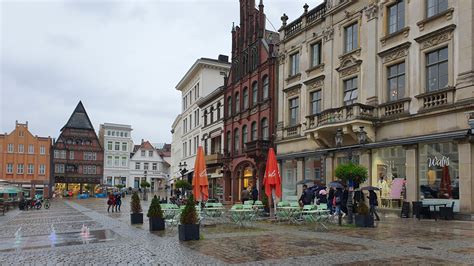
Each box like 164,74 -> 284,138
252,186 -> 259,204
299,185 -> 314,207
368,190 -> 380,221
333,188 -> 343,217
241,187 -> 250,203
114,193 -> 122,212
328,187 -> 335,214
107,194 -> 115,213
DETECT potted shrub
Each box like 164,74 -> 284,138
354,200 -> 374,227
178,194 -> 199,241
147,195 -> 165,231
130,192 -> 143,224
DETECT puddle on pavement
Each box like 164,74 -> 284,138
0,228 -> 120,252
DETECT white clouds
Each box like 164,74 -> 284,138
0,0 -> 316,143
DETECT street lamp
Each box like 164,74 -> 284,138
178,162 -> 188,198
334,126 -> 368,224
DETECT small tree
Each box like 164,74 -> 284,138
115,184 -> 125,190
147,195 -> 163,219
180,194 -> 198,225
131,192 -> 142,214
175,180 -> 192,190
140,181 -> 151,200
335,163 -> 368,188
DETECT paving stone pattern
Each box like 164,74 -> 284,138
0,197 -> 473,265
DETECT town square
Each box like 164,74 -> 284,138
1,0 -> 474,265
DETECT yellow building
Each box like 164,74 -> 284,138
0,121 -> 52,197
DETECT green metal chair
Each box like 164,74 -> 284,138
301,205 -> 318,223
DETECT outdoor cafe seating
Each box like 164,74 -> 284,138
229,204 -> 257,227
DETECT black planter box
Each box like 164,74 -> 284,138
131,213 -> 143,224
355,214 -> 374,227
149,217 -> 165,231
178,224 -> 200,241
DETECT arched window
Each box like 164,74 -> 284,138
251,122 -> 257,141
216,102 -> 221,120
242,125 -> 248,145
226,131 -> 231,154
252,81 -> 258,106
235,92 -> 240,113
210,106 -> 214,123
262,75 -> 269,99
243,87 -> 249,109
261,118 -> 269,140
233,128 -> 239,154
227,96 -> 232,116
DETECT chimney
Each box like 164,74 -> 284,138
218,54 -> 229,62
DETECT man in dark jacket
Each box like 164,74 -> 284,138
252,187 -> 259,204
368,190 -> 380,221
299,185 -> 314,206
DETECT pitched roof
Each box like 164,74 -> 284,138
61,101 -> 95,131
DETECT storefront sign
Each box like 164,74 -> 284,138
428,156 -> 450,168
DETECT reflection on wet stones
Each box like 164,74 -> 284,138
184,234 -> 367,264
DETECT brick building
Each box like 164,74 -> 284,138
0,121 -> 52,197
222,0 -> 279,203
52,101 -> 104,196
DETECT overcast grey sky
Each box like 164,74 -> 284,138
1,0 -> 320,144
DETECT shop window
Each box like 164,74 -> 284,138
282,160 -> 298,200
304,157 -> 325,185
419,142 -> 459,200
371,146 -> 407,209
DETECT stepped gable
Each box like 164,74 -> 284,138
61,101 -> 95,131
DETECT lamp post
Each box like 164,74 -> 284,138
335,126 -> 367,225
179,162 -> 188,198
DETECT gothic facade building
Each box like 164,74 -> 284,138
222,0 -> 279,203
52,101 -> 104,195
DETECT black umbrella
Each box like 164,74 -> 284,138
360,186 -> 380,191
296,179 -> 315,185
329,181 -> 344,189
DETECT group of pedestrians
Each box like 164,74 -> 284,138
241,186 -> 259,203
107,193 -> 122,212
299,182 -> 380,221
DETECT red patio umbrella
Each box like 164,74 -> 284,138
263,148 -> 282,216
192,146 -> 209,202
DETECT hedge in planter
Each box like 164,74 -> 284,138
147,195 -> 165,231
130,192 -> 143,224
179,194 -> 199,241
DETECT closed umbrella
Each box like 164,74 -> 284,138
263,148 -> 282,217
440,166 -> 452,198
192,146 -> 209,202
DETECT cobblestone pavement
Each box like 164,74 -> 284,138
0,196 -> 473,265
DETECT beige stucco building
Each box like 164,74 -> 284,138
276,0 -> 474,217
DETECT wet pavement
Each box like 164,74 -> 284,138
0,196 -> 473,265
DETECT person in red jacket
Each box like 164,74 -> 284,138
107,194 -> 116,213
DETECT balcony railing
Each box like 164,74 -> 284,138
283,124 -> 301,139
378,98 -> 411,118
316,103 -> 376,127
306,4 -> 326,24
244,139 -> 271,157
205,153 -> 223,164
416,87 -> 455,110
